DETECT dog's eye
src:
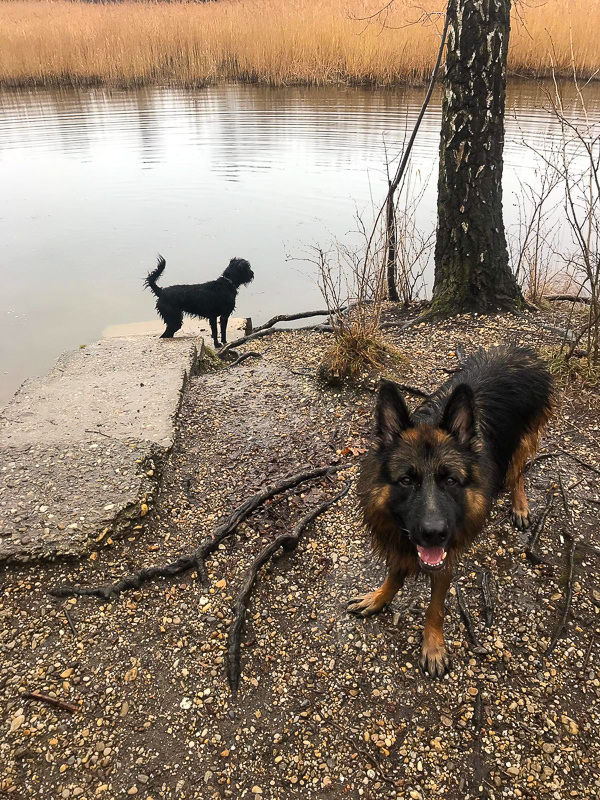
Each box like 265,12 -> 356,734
445,476 -> 457,487
399,476 -> 412,487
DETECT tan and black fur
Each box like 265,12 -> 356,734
349,346 -> 553,677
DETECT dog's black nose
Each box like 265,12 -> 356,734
419,519 -> 447,545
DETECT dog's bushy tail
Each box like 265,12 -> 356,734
145,255 -> 166,296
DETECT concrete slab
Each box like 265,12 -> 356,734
103,317 -> 251,341
0,335 -> 204,563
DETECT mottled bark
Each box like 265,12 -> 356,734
432,0 -> 522,315
385,187 -> 400,302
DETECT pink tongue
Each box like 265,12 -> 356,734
417,546 -> 445,565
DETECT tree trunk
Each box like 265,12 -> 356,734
431,0 -> 522,315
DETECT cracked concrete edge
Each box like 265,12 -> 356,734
0,337 -> 207,565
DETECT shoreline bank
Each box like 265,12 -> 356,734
1,0 -> 599,89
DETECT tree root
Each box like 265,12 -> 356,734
49,464 -> 348,602
227,480 -> 351,697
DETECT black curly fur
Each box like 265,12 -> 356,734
145,255 -> 254,347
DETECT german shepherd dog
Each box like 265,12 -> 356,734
145,256 -> 254,348
349,346 -> 552,677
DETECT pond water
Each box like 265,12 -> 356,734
1,81 -> 599,406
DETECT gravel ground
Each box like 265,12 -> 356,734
1,309 -> 599,800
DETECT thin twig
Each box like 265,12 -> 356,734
328,720 -> 397,789
546,535 -> 578,656
455,584 -> 486,653
24,692 -> 79,714
479,569 -> 495,628
49,464 -> 348,601
525,493 -> 555,564
227,481 -> 351,696
558,448 -> 600,477
63,608 -> 77,637
583,634 -> 595,671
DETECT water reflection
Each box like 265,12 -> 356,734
1,81 -> 599,405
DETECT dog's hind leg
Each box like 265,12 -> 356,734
208,317 -> 220,348
420,569 -> 452,678
219,313 -> 231,345
347,570 -> 405,617
157,302 -> 183,339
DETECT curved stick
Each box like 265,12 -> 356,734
227,480 -> 351,696
50,464 -> 348,601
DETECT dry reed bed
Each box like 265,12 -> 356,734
1,0 -> 599,87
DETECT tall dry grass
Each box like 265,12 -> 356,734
0,0 -> 599,88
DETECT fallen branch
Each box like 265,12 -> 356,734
546,534 -> 578,656
226,352 -> 262,368
544,294 -> 591,305
252,309 -> 338,334
227,481 -> 351,696
525,493 -> 555,564
479,569 -> 495,628
24,691 -> 79,714
218,328 -> 281,358
49,464 -> 348,602
455,584 -> 486,654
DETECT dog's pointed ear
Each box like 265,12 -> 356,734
376,380 -> 412,446
442,384 -> 476,447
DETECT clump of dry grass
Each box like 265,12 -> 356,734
0,0 -> 599,88
318,327 -> 389,384
542,346 -> 600,387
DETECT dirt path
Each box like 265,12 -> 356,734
1,312 -> 599,800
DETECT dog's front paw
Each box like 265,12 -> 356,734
419,640 -> 451,678
511,509 -> 531,530
347,591 -> 388,618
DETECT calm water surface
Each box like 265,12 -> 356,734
1,81 -> 599,405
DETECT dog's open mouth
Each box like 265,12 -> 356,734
416,545 -> 447,570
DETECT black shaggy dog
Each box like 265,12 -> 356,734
145,255 -> 254,347
350,346 -> 553,677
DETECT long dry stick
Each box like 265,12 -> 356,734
252,309 -> 340,334
227,480 -> 351,696
49,464 -> 348,601
546,534 -> 578,656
